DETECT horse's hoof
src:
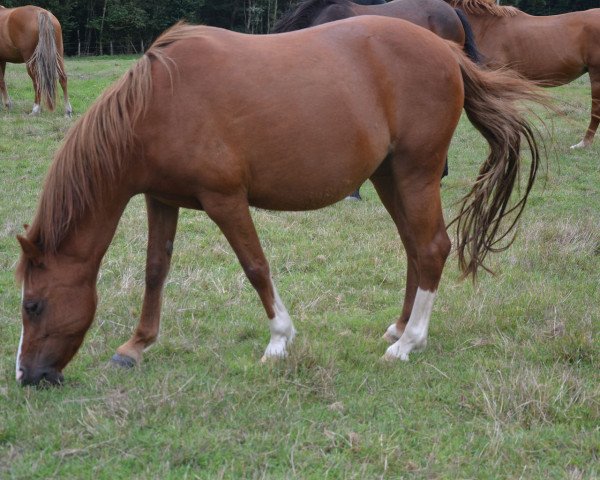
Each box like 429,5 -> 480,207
260,353 -> 286,364
110,353 -> 137,368
570,140 -> 587,150
345,194 -> 362,201
381,352 -> 409,362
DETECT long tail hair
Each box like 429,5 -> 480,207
450,45 -> 546,279
26,11 -> 61,111
454,8 -> 482,64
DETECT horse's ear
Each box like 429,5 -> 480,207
17,235 -> 42,264
23,224 -> 29,231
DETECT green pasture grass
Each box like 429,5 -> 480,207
0,57 -> 598,479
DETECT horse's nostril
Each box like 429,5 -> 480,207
16,368 -> 24,382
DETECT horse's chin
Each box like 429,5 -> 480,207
18,366 -> 64,387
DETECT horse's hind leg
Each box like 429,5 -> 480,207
0,62 -> 12,110
572,66 -> 600,149
371,157 -> 451,361
112,196 -> 179,367
58,56 -> 73,117
201,192 -> 296,361
25,62 -> 41,115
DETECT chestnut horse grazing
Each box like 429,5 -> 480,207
16,17 -> 543,386
0,5 -> 72,115
445,0 -> 600,149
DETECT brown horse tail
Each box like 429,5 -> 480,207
27,11 -> 61,111
449,44 -> 546,280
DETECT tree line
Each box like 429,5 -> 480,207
3,0 -> 597,56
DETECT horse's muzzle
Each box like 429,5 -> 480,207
18,366 -> 64,387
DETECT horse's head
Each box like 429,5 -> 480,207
15,234 -> 98,387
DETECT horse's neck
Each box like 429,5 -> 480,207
53,192 -> 131,276
466,10 -> 518,41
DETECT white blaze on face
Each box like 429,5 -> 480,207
385,288 -> 436,361
261,279 -> 296,361
16,286 -> 24,381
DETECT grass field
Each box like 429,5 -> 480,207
0,55 -> 598,479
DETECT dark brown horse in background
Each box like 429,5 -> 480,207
273,0 -> 482,63
445,0 -> 600,149
0,5 -> 72,115
274,0 -> 482,198
15,17 -> 543,386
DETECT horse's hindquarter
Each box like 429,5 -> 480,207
140,19 -> 463,210
0,6 -> 51,63
471,11 -> 596,84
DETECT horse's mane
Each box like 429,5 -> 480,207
447,0 -> 518,17
272,0 -> 354,33
21,23 -> 196,260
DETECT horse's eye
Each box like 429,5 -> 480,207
23,300 -> 44,317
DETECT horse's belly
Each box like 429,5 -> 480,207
246,152 -> 385,211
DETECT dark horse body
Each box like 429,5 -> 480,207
273,0 -> 481,63
274,0 -> 482,198
0,5 -> 72,115
446,0 -> 600,149
16,17 -> 542,386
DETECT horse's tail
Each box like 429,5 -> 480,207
27,11 -> 61,111
449,45 -> 546,280
454,8 -> 483,64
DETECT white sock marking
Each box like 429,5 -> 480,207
16,286 -> 24,381
385,288 -> 436,361
31,103 -> 41,115
570,140 -> 587,149
262,280 -> 296,361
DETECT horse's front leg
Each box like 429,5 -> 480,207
201,192 -> 296,361
112,195 -> 179,367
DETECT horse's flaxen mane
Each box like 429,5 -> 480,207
21,23 -> 197,262
272,0 -> 354,33
447,0 -> 518,17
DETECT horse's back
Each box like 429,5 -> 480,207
140,17 -> 463,209
474,9 -> 600,82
